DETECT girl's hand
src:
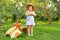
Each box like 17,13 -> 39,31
25,11 -> 36,16
29,12 -> 36,16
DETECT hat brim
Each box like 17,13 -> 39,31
26,4 -> 35,11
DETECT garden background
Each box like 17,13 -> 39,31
0,0 -> 60,40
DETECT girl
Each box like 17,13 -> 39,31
25,4 -> 36,36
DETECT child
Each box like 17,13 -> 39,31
25,4 -> 36,36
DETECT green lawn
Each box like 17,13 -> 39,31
0,21 -> 60,40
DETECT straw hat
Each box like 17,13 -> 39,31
26,4 -> 35,11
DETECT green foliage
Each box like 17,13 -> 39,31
0,0 -> 60,25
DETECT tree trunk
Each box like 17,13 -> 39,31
48,18 -> 52,25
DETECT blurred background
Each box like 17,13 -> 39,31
0,0 -> 60,40
0,0 -> 60,25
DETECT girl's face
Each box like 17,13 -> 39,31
28,6 -> 33,11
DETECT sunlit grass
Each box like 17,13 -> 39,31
0,21 -> 60,40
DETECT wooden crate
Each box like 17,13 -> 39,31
21,27 -> 27,34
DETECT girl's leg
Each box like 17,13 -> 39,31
30,25 -> 33,36
27,25 -> 30,36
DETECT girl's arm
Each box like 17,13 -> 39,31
25,11 -> 36,16
25,11 -> 30,16
33,12 -> 36,16
29,12 -> 36,16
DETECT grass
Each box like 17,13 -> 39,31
0,21 -> 60,40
